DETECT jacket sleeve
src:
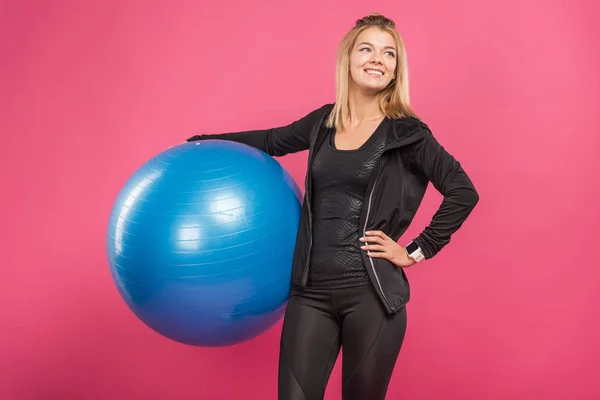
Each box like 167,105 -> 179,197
186,104 -> 332,157
409,127 -> 479,259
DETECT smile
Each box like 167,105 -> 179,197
364,69 -> 384,77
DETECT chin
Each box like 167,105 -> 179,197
357,82 -> 388,94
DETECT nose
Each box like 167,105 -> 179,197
369,54 -> 383,65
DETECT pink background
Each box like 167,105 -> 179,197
2,0 -> 599,399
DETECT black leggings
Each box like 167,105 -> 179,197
278,284 -> 407,400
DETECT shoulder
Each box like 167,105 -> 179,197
299,103 -> 334,124
390,116 -> 433,144
392,116 -> 430,134
310,103 -> 335,115
318,103 -> 335,116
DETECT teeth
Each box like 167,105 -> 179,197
365,69 -> 383,76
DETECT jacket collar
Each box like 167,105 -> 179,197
318,104 -> 427,153
383,117 -> 428,151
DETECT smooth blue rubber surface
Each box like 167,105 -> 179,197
106,140 -> 302,346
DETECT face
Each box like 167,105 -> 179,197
349,27 -> 397,94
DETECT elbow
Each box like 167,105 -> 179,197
457,188 -> 479,214
467,187 -> 479,209
446,184 -> 479,209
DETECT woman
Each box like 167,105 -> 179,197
187,13 -> 479,400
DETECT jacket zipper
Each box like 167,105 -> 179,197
301,194 -> 313,286
299,115 -> 425,301
363,161 -> 394,312
300,113 -> 329,287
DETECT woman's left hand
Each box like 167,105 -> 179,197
359,230 -> 417,268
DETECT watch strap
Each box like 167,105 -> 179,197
406,241 -> 425,262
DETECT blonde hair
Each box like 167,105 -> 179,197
326,13 -> 418,131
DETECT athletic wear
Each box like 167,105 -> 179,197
278,284 -> 407,400
187,103 -> 479,314
187,104 -> 478,399
307,121 -> 388,289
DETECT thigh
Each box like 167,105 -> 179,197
278,290 -> 342,400
338,286 -> 407,400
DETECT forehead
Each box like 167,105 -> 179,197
355,27 -> 396,48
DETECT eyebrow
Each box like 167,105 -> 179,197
357,42 -> 396,51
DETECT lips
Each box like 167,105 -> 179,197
364,68 -> 384,77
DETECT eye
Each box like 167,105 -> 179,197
360,47 -> 371,52
385,51 -> 396,58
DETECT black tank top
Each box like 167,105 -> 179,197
307,119 -> 388,289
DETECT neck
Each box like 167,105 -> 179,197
347,84 -> 384,127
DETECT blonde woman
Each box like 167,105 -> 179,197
187,13 -> 479,400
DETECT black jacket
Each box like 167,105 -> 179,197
187,103 -> 479,314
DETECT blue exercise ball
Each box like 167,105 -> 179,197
106,140 -> 302,346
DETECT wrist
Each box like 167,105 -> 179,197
186,134 -> 202,142
405,241 -> 425,263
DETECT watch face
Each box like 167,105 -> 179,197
406,242 -> 419,254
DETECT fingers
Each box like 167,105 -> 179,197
360,234 -> 386,244
360,230 -> 394,260
360,244 -> 386,252
363,230 -> 389,241
360,231 -> 391,260
366,251 -> 387,258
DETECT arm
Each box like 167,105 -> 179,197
186,104 -> 332,157
409,127 -> 479,259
